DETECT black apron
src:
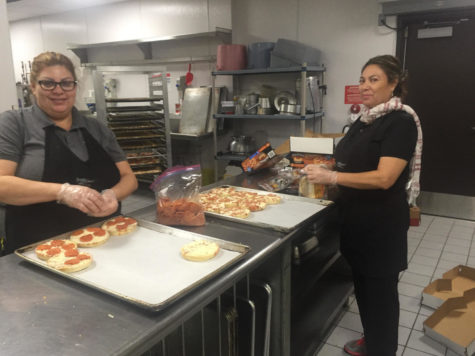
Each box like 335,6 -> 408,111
4,126 -> 121,254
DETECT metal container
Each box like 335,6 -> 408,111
229,135 -> 256,154
296,76 -> 321,113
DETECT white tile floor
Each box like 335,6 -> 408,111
315,214 -> 475,356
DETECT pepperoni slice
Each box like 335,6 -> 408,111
65,249 -> 79,257
71,229 -> 85,236
123,218 -> 136,225
80,234 -> 94,242
62,243 -> 76,250
50,240 -> 65,246
117,223 -> 128,230
78,254 -> 91,260
65,258 -> 80,265
47,247 -> 61,256
86,227 -> 106,236
36,244 -> 51,251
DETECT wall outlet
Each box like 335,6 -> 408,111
378,14 -> 386,26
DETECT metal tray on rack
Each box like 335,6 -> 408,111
201,186 -> 332,232
15,219 -> 250,311
107,105 -> 163,113
116,133 -> 163,141
105,97 -> 163,103
107,112 -> 165,121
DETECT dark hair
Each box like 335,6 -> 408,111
30,52 -> 77,84
362,55 -> 408,100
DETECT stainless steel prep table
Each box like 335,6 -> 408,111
0,173 -> 347,356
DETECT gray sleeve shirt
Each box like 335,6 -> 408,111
0,104 -> 126,181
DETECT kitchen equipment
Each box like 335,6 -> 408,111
247,42 -> 275,69
185,63 -> 193,86
15,218 -> 250,311
272,38 -> 321,66
245,93 -> 260,114
296,76 -> 320,113
273,91 -> 297,111
257,97 -> 273,115
179,87 -> 211,135
217,44 -> 247,71
279,103 -> 301,114
229,135 -> 257,154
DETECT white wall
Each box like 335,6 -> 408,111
232,0 -> 397,142
0,1 -> 17,111
8,0 -> 231,110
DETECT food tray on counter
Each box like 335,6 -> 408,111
202,186 -> 332,232
15,219 -> 250,311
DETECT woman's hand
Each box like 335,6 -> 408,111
302,164 -> 338,185
57,183 -> 105,215
88,189 -> 119,217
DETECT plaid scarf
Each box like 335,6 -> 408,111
360,96 -> 423,206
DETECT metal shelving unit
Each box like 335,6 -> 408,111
210,65 -> 326,180
92,66 -> 172,183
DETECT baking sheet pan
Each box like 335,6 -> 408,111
15,219 -> 250,311
202,186 -> 332,232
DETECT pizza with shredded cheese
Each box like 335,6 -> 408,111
199,187 -> 281,218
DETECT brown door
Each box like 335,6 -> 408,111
396,10 -> 475,197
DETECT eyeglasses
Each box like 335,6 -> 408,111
37,80 -> 78,91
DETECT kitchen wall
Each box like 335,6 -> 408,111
0,0 -> 17,112
231,0 -> 397,143
8,0 -> 231,111
6,0 -> 395,143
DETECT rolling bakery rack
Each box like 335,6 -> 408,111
92,65 -> 172,183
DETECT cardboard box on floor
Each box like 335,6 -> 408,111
422,265 -> 475,309
423,288 -> 475,356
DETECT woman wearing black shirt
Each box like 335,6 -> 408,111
303,55 -> 422,356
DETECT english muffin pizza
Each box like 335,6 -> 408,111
70,227 -> 110,247
101,216 -> 138,236
180,239 -> 220,262
35,239 -> 92,273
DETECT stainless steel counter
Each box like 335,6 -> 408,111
0,173 -> 342,356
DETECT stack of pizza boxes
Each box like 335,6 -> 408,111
421,265 -> 475,355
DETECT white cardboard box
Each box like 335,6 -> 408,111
289,136 -> 334,154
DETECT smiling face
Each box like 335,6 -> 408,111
359,64 -> 397,109
30,65 -> 76,121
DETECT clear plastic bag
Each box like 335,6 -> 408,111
150,165 -> 205,226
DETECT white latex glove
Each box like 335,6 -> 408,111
302,164 -> 338,185
57,183 -> 105,214
88,189 -> 119,217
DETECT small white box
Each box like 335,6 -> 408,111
289,137 -> 334,154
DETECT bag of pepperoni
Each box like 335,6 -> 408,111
150,165 -> 205,226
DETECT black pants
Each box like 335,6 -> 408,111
353,271 -> 399,356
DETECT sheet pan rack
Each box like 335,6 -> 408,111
93,66 -> 172,183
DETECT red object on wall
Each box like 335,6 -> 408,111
345,85 -> 363,104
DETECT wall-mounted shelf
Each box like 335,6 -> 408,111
211,65 -> 327,181
68,27 -> 231,65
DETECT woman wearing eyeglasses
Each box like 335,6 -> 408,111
0,52 -> 138,255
